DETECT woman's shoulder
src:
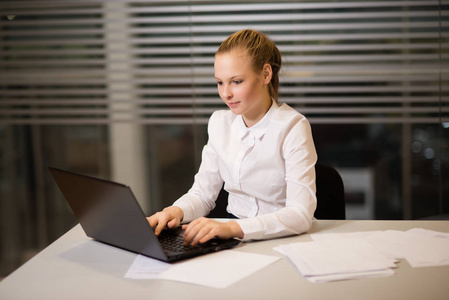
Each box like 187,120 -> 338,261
273,102 -> 308,124
209,109 -> 237,123
208,109 -> 237,132
210,108 -> 232,118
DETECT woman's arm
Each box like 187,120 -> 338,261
148,112 -> 226,232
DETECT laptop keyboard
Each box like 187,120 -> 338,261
158,229 -> 199,252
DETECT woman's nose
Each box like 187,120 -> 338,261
222,85 -> 233,99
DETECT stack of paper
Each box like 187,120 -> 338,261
277,238 -> 396,283
277,228 -> 449,283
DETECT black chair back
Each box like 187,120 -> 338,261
314,163 -> 345,220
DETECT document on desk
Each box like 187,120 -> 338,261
311,228 -> 449,268
276,228 -> 449,283
402,229 -> 449,267
125,250 -> 280,288
124,255 -> 171,279
276,237 -> 396,283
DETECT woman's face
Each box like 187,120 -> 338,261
214,49 -> 272,127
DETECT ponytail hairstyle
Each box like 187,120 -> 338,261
216,29 -> 282,103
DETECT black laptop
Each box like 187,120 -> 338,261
48,167 -> 240,262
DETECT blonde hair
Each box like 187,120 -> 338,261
216,29 -> 282,102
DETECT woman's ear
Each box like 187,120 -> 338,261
262,63 -> 273,84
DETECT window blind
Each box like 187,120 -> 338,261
1,0 -> 448,124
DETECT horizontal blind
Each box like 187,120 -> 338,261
0,0 -> 448,124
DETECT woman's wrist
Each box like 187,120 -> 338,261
163,206 -> 184,222
228,221 -> 244,239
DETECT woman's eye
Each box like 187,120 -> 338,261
233,80 -> 242,85
216,81 -> 223,86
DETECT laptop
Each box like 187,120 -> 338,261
48,167 -> 241,262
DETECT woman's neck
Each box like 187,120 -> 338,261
242,98 -> 273,128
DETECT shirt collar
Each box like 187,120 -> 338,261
237,101 -> 278,142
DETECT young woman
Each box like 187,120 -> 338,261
148,29 -> 317,246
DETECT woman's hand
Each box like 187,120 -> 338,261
182,217 -> 244,246
147,206 -> 184,236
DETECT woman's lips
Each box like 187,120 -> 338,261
227,101 -> 240,108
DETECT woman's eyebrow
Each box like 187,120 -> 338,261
214,75 -> 243,80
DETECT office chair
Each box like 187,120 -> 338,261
314,163 -> 346,220
207,163 -> 346,220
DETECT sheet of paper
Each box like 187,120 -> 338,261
304,269 -> 395,283
125,255 -> 171,279
125,250 -> 280,288
363,230 -> 410,259
312,230 -> 407,260
158,250 -> 280,288
403,231 -> 449,267
312,228 -> 449,268
407,228 -> 449,240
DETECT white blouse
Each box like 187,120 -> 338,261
173,101 -> 317,241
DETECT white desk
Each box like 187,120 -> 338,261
1,220 -> 449,300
